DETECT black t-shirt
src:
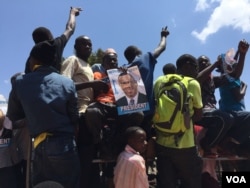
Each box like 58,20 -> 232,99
201,76 -> 217,108
24,34 -> 68,73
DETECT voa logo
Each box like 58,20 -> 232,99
226,176 -> 246,184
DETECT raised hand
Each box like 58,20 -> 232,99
238,39 -> 249,54
118,66 -> 128,73
161,26 -> 170,37
70,7 -> 82,16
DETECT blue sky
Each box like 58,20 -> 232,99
1,0 -> 250,110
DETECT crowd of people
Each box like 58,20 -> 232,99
1,6 -> 250,188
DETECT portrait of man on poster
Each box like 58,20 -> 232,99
116,72 -> 148,106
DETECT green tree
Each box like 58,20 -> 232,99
88,48 -> 105,66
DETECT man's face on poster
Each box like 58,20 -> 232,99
118,74 -> 138,98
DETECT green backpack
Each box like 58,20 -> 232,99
153,74 -> 192,143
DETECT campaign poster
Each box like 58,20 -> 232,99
107,66 -> 150,115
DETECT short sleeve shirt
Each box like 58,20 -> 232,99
25,35 -> 67,73
61,55 -> 94,113
128,52 -> 157,116
155,77 -> 203,148
219,78 -> 245,111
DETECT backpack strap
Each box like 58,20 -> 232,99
179,79 -> 192,130
155,79 -> 185,129
177,79 -> 187,113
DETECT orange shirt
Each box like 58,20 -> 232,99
94,72 -> 115,103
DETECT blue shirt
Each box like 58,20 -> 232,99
128,52 -> 157,116
7,66 -> 78,137
219,78 -> 245,112
91,63 -> 105,73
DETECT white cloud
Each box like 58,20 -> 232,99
0,94 -> 6,101
195,0 -> 210,11
192,0 -> 250,43
0,94 -> 7,114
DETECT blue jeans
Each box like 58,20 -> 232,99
156,144 -> 202,188
32,134 -> 80,188
77,114 -> 102,188
0,166 -> 18,188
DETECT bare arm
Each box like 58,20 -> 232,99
63,7 -> 82,40
230,40 -> 249,79
231,81 -> 247,102
196,60 -> 221,84
193,107 -> 203,123
241,81 -> 248,97
152,26 -> 170,59
75,80 -> 109,93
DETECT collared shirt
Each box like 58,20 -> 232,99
114,145 -> 149,188
61,55 -> 94,113
126,92 -> 139,105
8,66 -> 78,137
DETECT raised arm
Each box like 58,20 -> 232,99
196,60 -> 220,84
63,7 -> 82,40
230,39 -> 249,79
152,26 -> 170,59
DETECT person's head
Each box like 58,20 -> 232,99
176,54 -> 198,78
197,55 -> 211,72
124,126 -> 147,154
74,35 -> 92,62
162,63 -> 177,75
118,72 -> 138,98
0,109 -> 4,130
104,48 -> 117,56
29,40 -> 56,70
124,45 -> 142,64
32,27 -> 53,44
102,48 -> 118,70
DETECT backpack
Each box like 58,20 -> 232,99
153,74 -> 192,145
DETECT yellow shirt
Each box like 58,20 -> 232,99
155,77 -> 203,148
